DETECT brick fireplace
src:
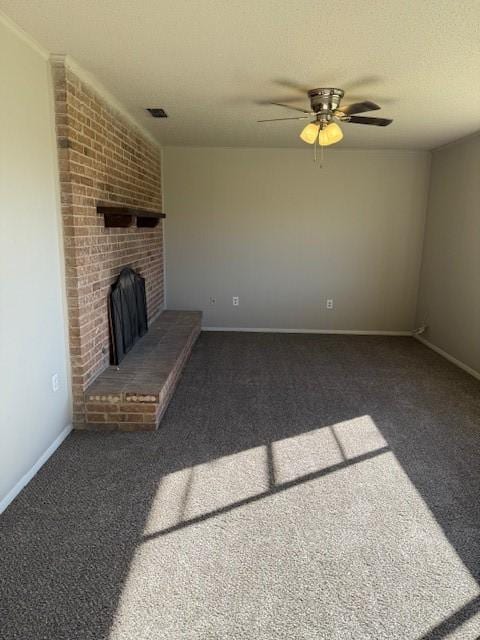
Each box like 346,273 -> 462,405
52,57 -> 164,427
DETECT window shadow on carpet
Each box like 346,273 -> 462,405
417,595 -> 480,639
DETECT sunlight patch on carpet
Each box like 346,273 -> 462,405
109,416 -> 480,640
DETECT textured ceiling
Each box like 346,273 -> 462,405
2,0 -> 480,149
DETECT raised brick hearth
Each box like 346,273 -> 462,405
84,311 -> 201,431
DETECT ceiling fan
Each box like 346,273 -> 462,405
257,88 -> 393,146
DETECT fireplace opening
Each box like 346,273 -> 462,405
109,267 -> 148,365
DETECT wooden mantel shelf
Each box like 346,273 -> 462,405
97,201 -> 166,228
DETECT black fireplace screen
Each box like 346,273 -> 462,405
109,267 -> 148,365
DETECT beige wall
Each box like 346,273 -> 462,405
164,146 -> 430,331
416,134 -> 480,373
0,17 -> 71,509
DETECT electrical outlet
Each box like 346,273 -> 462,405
209,297 -> 216,305
51,373 -> 59,392
232,296 -> 239,306
326,299 -> 334,310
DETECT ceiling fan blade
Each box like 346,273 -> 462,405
256,96 -> 309,105
257,116 -> 310,122
273,78 -> 311,93
338,101 -> 380,115
343,94 -> 396,105
342,76 -> 382,93
269,102 -> 312,114
347,115 -> 393,126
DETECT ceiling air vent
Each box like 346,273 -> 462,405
146,108 -> 168,118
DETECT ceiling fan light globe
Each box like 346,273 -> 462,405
319,122 -> 343,146
299,122 -> 320,144
318,128 -> 333,146
327,122 -> 343,143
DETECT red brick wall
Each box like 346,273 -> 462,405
52,60 -> 164,426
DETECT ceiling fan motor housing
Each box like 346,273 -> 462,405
308,88 -> 344,124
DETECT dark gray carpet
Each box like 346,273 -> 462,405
1,333 -> 480,639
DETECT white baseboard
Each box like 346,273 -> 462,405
202,326 -> 412,336
414,335 -> 480,381
0,423 -> 72,514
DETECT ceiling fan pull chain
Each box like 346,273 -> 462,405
314,138 -> 324,168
